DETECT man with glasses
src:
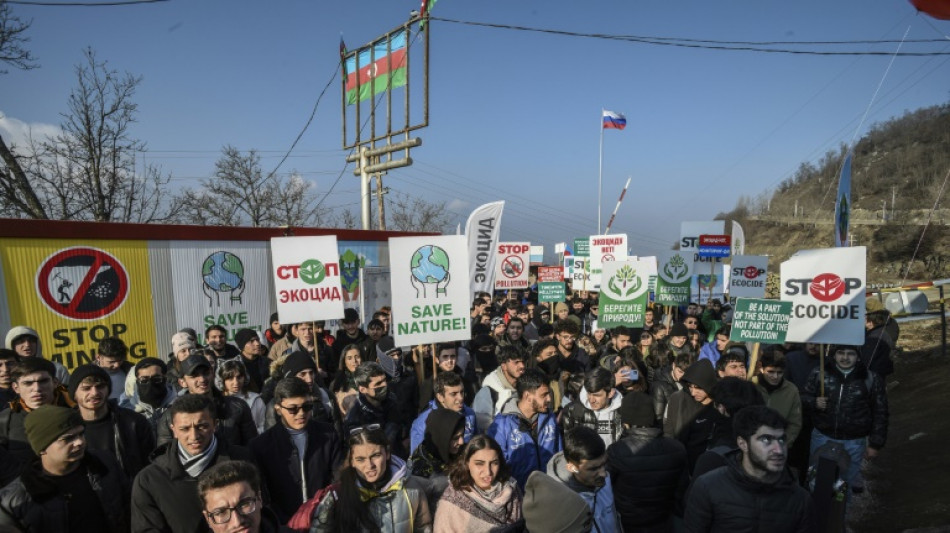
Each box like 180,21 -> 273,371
120,357 -> 177,437
554,320 -> 589,374
0,405 -> 129,531
132,394 -> 253,532
198,460 -> 284,533
249,377 -> 341,522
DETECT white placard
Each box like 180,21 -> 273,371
681,220 -> 726,272
270,236 -> 345,324
588,234 -> 628,291
494,242 -> 530,290
728,255 -> 769,298
781,247 -> 866,344
389,235 -> 472,346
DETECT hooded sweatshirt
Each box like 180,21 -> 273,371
473,366 -> 516,432
409,409 -> 464,512
522,470 -> 591,533
547,452 -> 620,533
4,326 -> 71,386
561,388 -> 624,447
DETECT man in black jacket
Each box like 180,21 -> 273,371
132,393 -> 253,533
608,391 -> 688,532
70,364 -> 155,479
0,358 -> 75,468
685,406 -> 815,532
343,361 -> 405,458
248,377 -> 341,522
0,405 -> 129,532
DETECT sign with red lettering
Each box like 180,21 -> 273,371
698,234 -> 731,258
270,236 -> 345,323
588,234 -> 628,291
538,266 -> 564,283
494,242 -> 530,290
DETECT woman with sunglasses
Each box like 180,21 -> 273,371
433,435 -> 522,532
248,377 -> 342,524
309,424 -> 432,532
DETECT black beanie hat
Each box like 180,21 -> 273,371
234,328 -> 258,352
670,323 -> 689,338
282,350 -> 317,378
68,364 -> 111,398
25,406 -> 83,455
619,391 -> 656,428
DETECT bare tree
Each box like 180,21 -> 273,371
0,48 -> 176,222
175,146 -> 332,227
387,191 -> 452,232
0,0 -> 37,73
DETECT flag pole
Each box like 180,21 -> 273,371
598,108 -> 604,234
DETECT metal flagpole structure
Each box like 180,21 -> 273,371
598,108 -> 605,234
604,176 -> 632,235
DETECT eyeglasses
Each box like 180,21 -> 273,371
137,376 -> 166,385
205,496 -> 259,524
349,423 -> 381,437
278,402 -> 314,415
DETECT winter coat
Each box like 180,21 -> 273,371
487,398 -> 562,489
473,366 -> 516,432
309,456 -> 433,533
560,388 -> 623,446
156,390 -> 259,448
663,359 -> 716,442
548,452 -> 620,533
249,419 -> 343,523
607,427 -> 689,531
651,365 -> 682,423
119,382 -> 177,438
410,400 -> 477,454
861,326 -> 895,378
783,349 -> 819,393
86,399 -> 156,479
3,326 -> 71,386
752,377 -> 803,447
0,450 -> 129,533
802,363 -> 889,449
0,389 -> 76,468
684,450 -> 815,533
433,479 -> 523,533
131,439 -> 252,533
344,393 -> 406,457
697,342 -> 721,367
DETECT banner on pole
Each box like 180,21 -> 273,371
271,236 -> 345,324
465,201 -> 504,296
729,298 -> 792,344
655,251 -> 693,306
390,235 -> 472,346
834,153 -> 852,248
732,221 -> 746,256
781,246 -> 866,344
729,255 -> 768,298
598,260 -> 650,329
494,242 -> 530,290
588,234 -> 628,291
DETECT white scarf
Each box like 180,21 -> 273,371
178,434 -> 219,478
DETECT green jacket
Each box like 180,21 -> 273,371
752,377 -> 803,447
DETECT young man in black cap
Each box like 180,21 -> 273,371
70,363 -> 155,479
0,405 -> 130,531
233,328 -> 269,393
260,351 -> 335,430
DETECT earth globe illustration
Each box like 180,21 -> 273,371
202,251 -> 245,301
411,245 -> 449,284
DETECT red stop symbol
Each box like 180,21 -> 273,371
743,266 -> 759,279
809,273 -> 845,302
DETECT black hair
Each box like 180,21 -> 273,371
336,426 -> 391,531
515,368 -> 549,399
866,310 -> 889,327
447,435 -> 511,491
0,349 -> 18,362
275,376 -> 312,404
352,361 -> 386,388
135,357 -> 167,377
197,460 -> 261,507
433,371 -> 463,396
538,323 -> 554,337
435,343 -> 458,356
733,405 -> 788,442
506,316 -> 525,328
205,324 -> 227,337
715,324 -> 731,338
716,345 -> 749,371
710,377 -> 764,416
612,326 -> 632,339
168,393 -> 217,422
367,319 -> 385,329
583,367 -> 615,394
217,359 -> 247,383
531,338 -> 558,359
497,345 -> 527,364
759,350 -> 787,370
553,320 -> 580,337
563,426 -> 606,465
97,337 -> 128,360
10,358 -> 55,383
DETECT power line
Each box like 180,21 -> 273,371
6,0 -> 166,5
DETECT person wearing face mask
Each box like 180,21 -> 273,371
120,357 -> 177,438
407,408 -> 466,512
343,362 -> 405,459
547,426 -> 621,533
376,337 -> 418,449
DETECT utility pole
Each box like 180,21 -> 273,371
883,200 -> 887,221
373,174 -> 389,230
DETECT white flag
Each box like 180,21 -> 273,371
464,201 -> 505,296
732,220 -> 745,256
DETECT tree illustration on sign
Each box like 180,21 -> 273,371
663,255 -> 688,282
339,249 -> 365,302
607,265 -> 641,299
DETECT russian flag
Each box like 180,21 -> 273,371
603,110 -> 627,130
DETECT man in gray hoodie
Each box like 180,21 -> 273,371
4,326 -> 70,386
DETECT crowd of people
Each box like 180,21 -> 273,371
0,288 -> 895,532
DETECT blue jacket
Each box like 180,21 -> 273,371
698,341 -> 721,368
487,398 -> 562,489
409,400 -> 478,454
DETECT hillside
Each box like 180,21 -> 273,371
718,102 -> 950,287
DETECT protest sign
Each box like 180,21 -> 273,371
530,245 -> 544,265
538,266 -> 564,283
691,264 -> 726,305
781,246 -> 866,344
389,235 -> 472,346
567,257 -> 590,291
730,298 -> 792,344
494,242 -> 530,290
588,234 -> 628,291
655,251 -> 693,306
271,236 -> 345,324
729,255 -> 768,298
598,260 -> 649,329
573,238 -> 590,257
681,221 -> 726,272
539,282 -> 566,303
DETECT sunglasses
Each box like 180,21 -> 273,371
349,423 -> 382,437
278,402 -> 314,415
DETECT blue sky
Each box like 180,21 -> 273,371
2,0 -> 949,259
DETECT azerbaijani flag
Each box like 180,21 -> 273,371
602,110 -> 627,130
344,30 -> 408,106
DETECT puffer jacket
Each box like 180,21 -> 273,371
410,400 -> 478,454
309,456 -> 432,532
802,363 -> 888,449
0,388 -> 76,467
0,449 -> 129,532
487,397 -> 562,489
156,389 -> 259,448
608,426 -> 688,530
560,388 -> 623,446
684,450 -> 815,532
651,365 -> 682,422
547,451 -> 620,533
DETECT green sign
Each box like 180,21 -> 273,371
539,282 -> 566,303
654,252 -> 692,306
729,298 -> 793,344
598,262 -> 649,329
573,238 -> 590,257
